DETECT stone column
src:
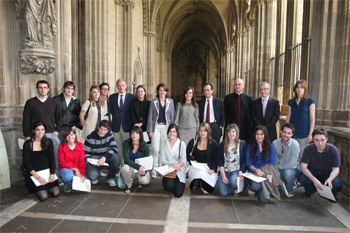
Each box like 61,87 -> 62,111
144,32 -> 155,99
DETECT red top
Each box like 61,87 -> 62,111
58,141 -> 86,176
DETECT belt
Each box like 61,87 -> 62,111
157,122 -> 166,125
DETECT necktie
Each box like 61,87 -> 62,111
120,95 -> 124,109
206,99 -> 210,124
263,98 -> 267,118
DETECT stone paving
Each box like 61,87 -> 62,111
0,178 -> 349,233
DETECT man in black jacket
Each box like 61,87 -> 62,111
54,81 -> 81,142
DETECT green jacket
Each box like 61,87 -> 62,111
122,140 -> 150,170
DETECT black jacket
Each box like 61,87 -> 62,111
54,93 -> 81,129
186,138 -> 219,170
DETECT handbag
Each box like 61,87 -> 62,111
161,141 -> 181,179
117,159 -> 126,189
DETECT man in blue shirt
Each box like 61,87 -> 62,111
273,123 -> 300,197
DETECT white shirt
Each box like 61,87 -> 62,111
261,96 -> 270,104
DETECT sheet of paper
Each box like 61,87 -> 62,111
72,176 -> 91,192
135,156 -> 153,170
190,161 -> 210,172
241,172 -> 266,183
154,165 -> 175,176
143,132 -> 150,142
30,169 -> 58,186
237,176 -> 244,193
18,138 -> 25,151
87,158 -> 109,166
317,185 -> 336,201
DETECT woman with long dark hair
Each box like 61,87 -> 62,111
130,85 -> 150,132
160,124 -> 187,197
246,125 -> 277,204
58,127 -> 86,193
218,124 -> 246,197
286,80 -> 315,157
23,121 -> 60,201
122,126 -> 150,194
187,122 -> 218,194
174,86 -> 199,145
79,85 -> 108,141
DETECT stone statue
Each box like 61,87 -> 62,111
16,0 -> 57,48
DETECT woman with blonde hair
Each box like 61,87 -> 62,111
286,80 -> 315,157
218,123 -> 246,197
186,122 -> 218,194
79,85 -> 108,141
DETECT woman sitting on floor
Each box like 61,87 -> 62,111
23,121 -> 60,201
187,122 -> 219,194
246,125 -> 277,204
160,124 -> 187,197
58,128 -> 86,193
122,126 -> 151,194
218,123 -> 246,197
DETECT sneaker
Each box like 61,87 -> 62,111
91,179 -> 99,185
281,182 -> 294,197
107,178 -> 117,187
151,170 -> 157,179
63,184 -> 72,193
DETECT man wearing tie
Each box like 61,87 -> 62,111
197,83 -> 225,143
224,79 -> 253,141
251,82 -> 280,141
109,79 -> 135,159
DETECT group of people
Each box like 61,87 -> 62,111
22,78 -> 342,203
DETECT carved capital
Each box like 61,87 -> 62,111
144,31 -> 155,37
115,0 -> 135,9
19,48 -> 55,75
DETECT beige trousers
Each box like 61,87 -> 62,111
121,164 -> 150,188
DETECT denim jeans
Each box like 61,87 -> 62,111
45,133 -> 60,177
298,167 -> 343,197
86,153 -> 120,180
248,179 -> 269,204
218,170 -> 239,197
59,168 -> 74,184
279,168 -> 300,193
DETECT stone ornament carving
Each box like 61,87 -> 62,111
15,0 -> 57,75
115,0 -> 135,10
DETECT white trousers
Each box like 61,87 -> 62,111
151,124 -> 167,168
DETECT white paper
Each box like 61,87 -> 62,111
155,165 -> 175,176
241,172 -> 266,183
190,161 -> 210,172
72,176 -> 91,192
237,176 -> 244,193
143,132 -> 150,142
30,169 -> 58,186
18,138 -> 25,151
135,156 -> 153,170
317,185 -> 336,201
87,158 -> 109,166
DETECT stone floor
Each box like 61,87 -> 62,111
0,178 -> 349,233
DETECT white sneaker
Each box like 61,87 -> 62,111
107,178 -> 117,187
91,179 -> 99,185
151,170 -> 157,179
282,182 -> 294,197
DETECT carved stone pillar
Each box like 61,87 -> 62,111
144,32 -> 155,99
15,0 -> 57,75
115,0 -> 134,88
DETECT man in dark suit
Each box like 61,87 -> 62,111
197,83 -> 225,143
109,79 -> 135,160
251,82 -> 280,141
224,79 -> 253,141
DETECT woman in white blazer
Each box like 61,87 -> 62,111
160,124 -> 186,197
147,83 -> 175,178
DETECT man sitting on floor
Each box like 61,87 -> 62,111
273,123 -> 300,197
299,128 -> 342,199
84,120 -> 120,186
